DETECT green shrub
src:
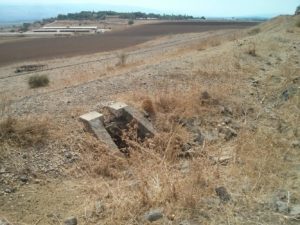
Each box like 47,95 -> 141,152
28,74 -> 49,88
128,19 -> 134,25
296,19 -> 300,28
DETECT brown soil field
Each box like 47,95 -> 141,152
0,21 -> 258,66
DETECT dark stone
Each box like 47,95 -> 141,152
193,129 -> 204,145
215,186 -> 231,203
0,219 -> 10,225
220,106 -> 233,116
291,140 -> 300,148
224,127 -> 237,141
181,143 -> 192,152
19,175 -> 28,183
64,152 -> 72,159
144,209 -> 163,222
281,86 -> 298,101
64,216 -> 77,225
201,91 -> 210,100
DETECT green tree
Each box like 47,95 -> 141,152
296,5 -> 300,14
20,23 -> 30,32
128,19 -> 134,25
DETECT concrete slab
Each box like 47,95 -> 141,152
80,111 -> 119,151
107,102 -> 156,139
108,102 -> 129,118
80,111 -> 104,123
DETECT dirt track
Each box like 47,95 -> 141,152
0,21 -> 258,66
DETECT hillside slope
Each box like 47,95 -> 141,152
0,15 -> 299,225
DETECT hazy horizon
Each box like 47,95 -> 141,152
0,0 -> 299,23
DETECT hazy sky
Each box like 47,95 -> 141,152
1,0 -> 299,18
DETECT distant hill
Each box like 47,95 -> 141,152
54,11 -> 196,21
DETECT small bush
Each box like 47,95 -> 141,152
117,53 -> 127,67
128,19 -> 134,25
28,74 -> 49,88
142,98 -> 156,117
0,117 -> 49,147
296,19 -> 300,27
247,42 -> 256,56
248,28 -> 261,35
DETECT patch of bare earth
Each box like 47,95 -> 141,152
0,15 -> 300,225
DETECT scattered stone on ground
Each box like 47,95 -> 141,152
215,186 -> 231,203
289,205 -> 300,218
0,219 -> 10,225
144,209 -> 163,222
19,174 -> 28,183
64,216 -> 77,225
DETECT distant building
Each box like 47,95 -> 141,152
33,26 -> 101,33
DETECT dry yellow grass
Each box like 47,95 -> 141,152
1,16 -> 300,225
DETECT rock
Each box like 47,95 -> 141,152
193,129 -> 204,145
201,91 -> 210,100
223,117 -> 232,124
64,152 -> 73,159
64,216 -> 77,225
95,201 -> 105,214
19,175 -> 28,183
179,220 -> 190,225
215,186 -> 231,203
4,187 -> 15,194
144,209 -> 163,222
289,205 -> 300,218
220,106 -> 233,117
291,140 -> 300,148
180,161 -> 190,173
223,127 -> 237,141
0,219 -> 10,225
275,200 -> 289,213
181,143 -> 192,152
281,86 -> 298,101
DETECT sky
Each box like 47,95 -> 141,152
0,0 -> 299,22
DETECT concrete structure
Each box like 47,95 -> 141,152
80,111 -> 119,151
107,102 -> 156,139
33,26 -> 100,33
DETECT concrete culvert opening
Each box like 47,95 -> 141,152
102,103 -> 155,155
80,102 -> 156,156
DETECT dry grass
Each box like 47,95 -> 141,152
0,116 -> 49,147
1,17 -> 299,225
246,42 -> 257,56
75,29 -> 299,224
117,53 -> 128,67
248,28 -> 261,35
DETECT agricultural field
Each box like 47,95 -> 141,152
0,21 -> 257,66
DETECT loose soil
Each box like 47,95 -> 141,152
0,21 -> 258,66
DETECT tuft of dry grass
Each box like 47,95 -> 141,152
248,28 -> 261,35
117,53 -> 128,67
141,98 -> 156,118
247,42 -> 257,56
0,116 -> 49,147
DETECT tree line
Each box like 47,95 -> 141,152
55,11 -> 201,20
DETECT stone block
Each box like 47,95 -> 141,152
107,102 -> 155,139
80,112 -> 119,151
